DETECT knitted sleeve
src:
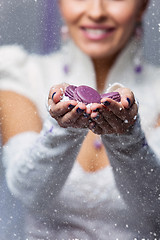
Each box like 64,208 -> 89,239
101,116 -> 160,219
2,116 -> 87,211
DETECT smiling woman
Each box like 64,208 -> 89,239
0,0 -> 160,239
59,0 -> 147,58
59,0 -> 148,92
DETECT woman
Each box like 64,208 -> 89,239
0,0 -> 160,239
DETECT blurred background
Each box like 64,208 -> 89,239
0,0 -> 159,64
0,0 -> 61,54
0,0 -> 159,239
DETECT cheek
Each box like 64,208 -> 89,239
108,3 -> 138,30
59,2 -> 83,26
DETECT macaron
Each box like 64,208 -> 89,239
64,85 -> 121,104
74,85 -> 101,104
100,92 -> 121,102
65,85 -> 77,100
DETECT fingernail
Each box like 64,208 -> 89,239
90,122 -> 96,129
127,98 -> 131,106
89,118 -> 93,123
52,92 -> 56,100
103,101 -> 110,106
76,108 -> 84,113
83,112 -> 90,118
93,114 -> 99,120
93,108 -> 99,112
68,104 -> 75,110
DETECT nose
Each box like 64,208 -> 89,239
87,0 -> 106,22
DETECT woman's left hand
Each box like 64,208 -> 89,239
88,88 -> 138,135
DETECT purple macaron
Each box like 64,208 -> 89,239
74,85 -> 101,104
65,85 -> 77,100
65,85 -> 121,104
100,92 -> 121,102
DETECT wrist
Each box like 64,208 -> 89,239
101,115 -> 146,151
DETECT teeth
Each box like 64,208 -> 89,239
85,28 -> 107,36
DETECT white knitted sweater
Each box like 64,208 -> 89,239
0,40 -> 160,239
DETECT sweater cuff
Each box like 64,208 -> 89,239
39,116 -> 88,145
101,115 -> 146,157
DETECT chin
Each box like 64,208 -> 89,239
82,47 -> 115,60
77,41 -> 116,58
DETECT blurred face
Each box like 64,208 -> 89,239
59,0 -> 147,60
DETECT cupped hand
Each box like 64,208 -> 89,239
88,88 -> 138,135
48,83 -> 90,129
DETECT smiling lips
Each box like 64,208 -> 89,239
81,26 -> 115,40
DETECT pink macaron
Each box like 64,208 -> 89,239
74,85 -> 101,104
65,85 -> 77,100
100,92 -> 121,102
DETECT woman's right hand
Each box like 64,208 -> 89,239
48,83 -> 90,129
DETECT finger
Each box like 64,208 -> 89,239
48,83 -> 69,104
90,111 -> 105,125
90,103 -> 121,133
48,88 -> 63,104
101,98 -> 124,119
124,103 -> 138,124
89,110 -> 116,134
49,100 -> 77,119
90,102 -> 102,112
117,88 -> 135,109
73,114 -> 90,128
105,101 -> 138,123
88,121 -> 103,135
89,120 -> 115,135
102,103 -> 138,133
101,111 -> 126,133
101,96 -> 138,123
90,102 -> 103,121
58,103 -> 86,127
92,101 -> 126,133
